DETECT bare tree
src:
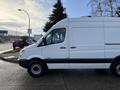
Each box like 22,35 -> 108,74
88,0 -> 103,16
88,0 -> 120,17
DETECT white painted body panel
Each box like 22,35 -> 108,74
69,28 -> 104,58
19,17 -> 120,69
104,20 -> 120,58
47,63 -> 111,69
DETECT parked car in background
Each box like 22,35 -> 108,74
12,36 -> 36,50
0,37 -> 3,43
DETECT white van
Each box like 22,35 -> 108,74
18,17 -> 120,77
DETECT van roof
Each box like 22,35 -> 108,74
51,17 -> 120,30
68,17 -> 120,22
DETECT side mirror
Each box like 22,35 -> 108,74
38,38 -> 47,47
42,38 -> 47,46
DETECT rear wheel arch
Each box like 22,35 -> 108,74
110,56 -> 120,69
112,56 -> 120,64
110,56 -> 120,77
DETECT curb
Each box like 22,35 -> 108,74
0,49 -> 18,64
0,49 -> 12,54
0,57 -> 18,64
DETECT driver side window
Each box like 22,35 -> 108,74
45,31 -> 53,45
45,28 -> 66,45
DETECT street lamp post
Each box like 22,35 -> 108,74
18,9 -> 31,37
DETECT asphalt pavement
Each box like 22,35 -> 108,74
0,43 -> 12,53
0,59 -> 120,90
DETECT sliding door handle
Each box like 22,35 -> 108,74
70,46 -> 77,49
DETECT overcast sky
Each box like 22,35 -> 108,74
0,0 -> 91,35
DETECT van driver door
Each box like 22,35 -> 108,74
40,28 -> 69,69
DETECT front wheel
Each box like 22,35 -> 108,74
27,61 -> 46,77
110,61 -> 120,77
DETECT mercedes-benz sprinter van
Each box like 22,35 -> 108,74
18,17 -> 120,77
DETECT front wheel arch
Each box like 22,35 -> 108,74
28,58 -> 48,69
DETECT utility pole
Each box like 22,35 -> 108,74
18,9 -> 32,37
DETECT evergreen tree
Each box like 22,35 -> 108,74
43,0 -> 67,32
116,7 -> 120,17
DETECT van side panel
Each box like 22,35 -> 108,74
69,27 -> 104,58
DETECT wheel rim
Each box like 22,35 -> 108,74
116,64 -> 120,75
31,64 -> 42,75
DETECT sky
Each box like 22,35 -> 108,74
0,0 -> 91,35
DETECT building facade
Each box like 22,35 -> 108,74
0,30 -> 8,43
0,30 -> 8,36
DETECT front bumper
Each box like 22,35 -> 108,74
19,60 -> 29,68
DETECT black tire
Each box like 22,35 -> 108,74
110,61 -> 120,77
27,61 -> 47,77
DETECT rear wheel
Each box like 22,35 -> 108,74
27,61 -> 47,77
110,61 -> 120,77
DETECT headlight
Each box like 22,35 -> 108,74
19,50 -> 25,59
20,50 -> 25,55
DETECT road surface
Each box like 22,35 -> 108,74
0,43 -> 12,53
0,60 -> 120,90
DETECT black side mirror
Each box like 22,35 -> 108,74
38,38 -> 47,47
42,38 -> 47,46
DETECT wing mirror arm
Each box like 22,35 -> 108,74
38,38 -> 47,47
43,38 -> 47,46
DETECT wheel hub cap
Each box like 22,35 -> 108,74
31,64 -> 41,75
116,64 -> 120,75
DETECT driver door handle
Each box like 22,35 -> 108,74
60,47 -> 66,49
